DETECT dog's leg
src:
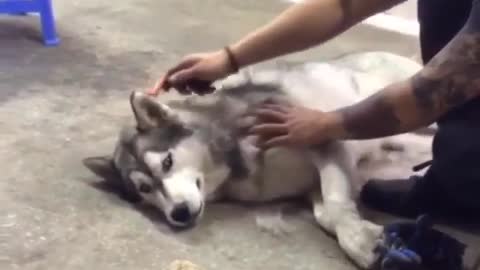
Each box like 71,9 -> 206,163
309,143 -> 383,269
310,189 -> 333,234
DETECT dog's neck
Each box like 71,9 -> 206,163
206,128 -> 252,181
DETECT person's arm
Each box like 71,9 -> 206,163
155,0 -> 403,94
329,1 -> 480,140
229,0 -> 404,68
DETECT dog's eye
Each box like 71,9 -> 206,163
162,152 -> 173,172
139,183 -> 152,193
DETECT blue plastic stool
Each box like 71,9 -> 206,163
0,0 -> 60,46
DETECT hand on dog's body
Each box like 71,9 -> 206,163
153,0 -> 480,152
149,50 -> 233,96
149,0 -> 406,147
248,102 -> 341,148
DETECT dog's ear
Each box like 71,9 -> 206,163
83,156 -> 118,180
83,156 -> 142,203
129,91 -> 179,131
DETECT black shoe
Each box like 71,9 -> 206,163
360,176 -> 427,218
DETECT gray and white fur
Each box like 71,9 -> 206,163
83,51 -> 425,269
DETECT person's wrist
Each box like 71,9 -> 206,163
323,111 -> 349,141
209,49 -> 235,78
223,46 -> 240,74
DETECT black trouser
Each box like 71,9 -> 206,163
361,118 -> 480,222
361,0 -> 480,222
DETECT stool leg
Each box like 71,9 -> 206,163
39,0 -> 60,46
7,12 -> 28,16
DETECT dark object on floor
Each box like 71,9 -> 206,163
183,79 -> 216,95
166,79 -> 216,95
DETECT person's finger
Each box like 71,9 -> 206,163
149,56 -> 201,96
254,108 -> 287,123
260,104 -> 291,114
261,98 -> 277,105
169,67 -> 198,85
241,109 -> 258,118
147,79 -> 163,96
249,123 -> 288,136
261,97 -> 292,107
236,115 -> 257,134
253,135 -> 266,148
262,135 -> 291,148
165,55 -> 201,77
148,75 -> 172,95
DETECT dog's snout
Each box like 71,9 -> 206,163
170,203 -> 192,224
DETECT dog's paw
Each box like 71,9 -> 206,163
335,217 -> 383,269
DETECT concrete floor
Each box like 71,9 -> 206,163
386,0 -> 418,20
0,1 -> 478,270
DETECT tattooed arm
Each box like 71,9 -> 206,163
332,2 -> 480,140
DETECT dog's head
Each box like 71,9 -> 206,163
83,92 -> 226,228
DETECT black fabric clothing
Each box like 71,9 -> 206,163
360,0 -> 480,221
417,0 -> 472,64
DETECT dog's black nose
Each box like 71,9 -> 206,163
171,203 -> 191,224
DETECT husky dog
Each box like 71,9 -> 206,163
83,51 -> 424,269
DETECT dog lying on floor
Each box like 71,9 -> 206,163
83,51 -> 435,269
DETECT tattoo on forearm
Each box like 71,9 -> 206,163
338,92 -> 402,139
412,34 -> 480,118
331,5 -> 480,140
338,33 -> 480,140
412,78 -> 467,112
